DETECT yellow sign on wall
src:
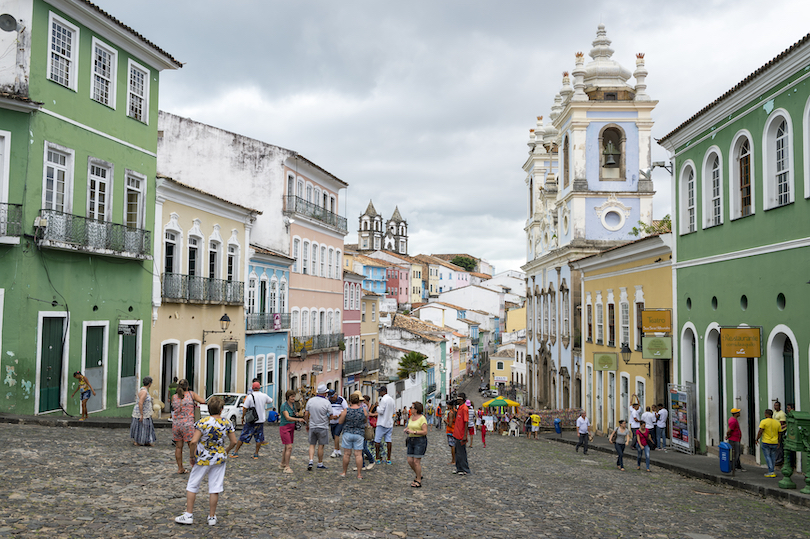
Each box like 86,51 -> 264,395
641,310 -> 672,332
720,327 -> 761,358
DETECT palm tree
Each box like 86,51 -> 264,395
397,351 -> 427,380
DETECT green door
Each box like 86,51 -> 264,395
206,348 -> 215,397
84,326 -> 104,413
224,351 -> 233,393
39,317 -> 65,413
185,343 -> 196,392
119,331 -> 138,405
784,340 -> 795,405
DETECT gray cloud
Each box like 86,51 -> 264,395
95,0 -> 810,272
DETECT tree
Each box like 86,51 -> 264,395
630,215 -> 671,238
451,256 -> 476,272
397,351 -> 427,380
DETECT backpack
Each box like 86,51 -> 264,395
427,404 -> 434,415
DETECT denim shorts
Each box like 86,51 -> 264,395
447,434 -> 456,447
239,422 -> 264,443
406,436 -> 427,458
374,425 -> 393,443
330,422 -> 344,439
341,431 -> 365,451
81,390 -> 92,401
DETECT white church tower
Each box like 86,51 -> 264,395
522,25 -> 657,411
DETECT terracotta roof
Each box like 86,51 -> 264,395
380,250 -> 419,264
472,309 -> 493,316
343,244 -> 359,252
470,272 -> 491,279
362,289 -> 381,296
514,339 -> 527,345
77,1 -> 182,68
414,254 -> 466,272
457,319 -> 478,326
354,255 -> 389,268
342,269 -> 364,279
659,31 -> 810,144
505,302 -> 521,310
380,343 -> 418,355
250,243 -> 294,261
391,314 -> 447,342
432,253 -> 479,263
156,174 -> 262,214
492,349 -> 514,358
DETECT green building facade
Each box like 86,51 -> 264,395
660,33 -> 810,467
0,0 -> 180,416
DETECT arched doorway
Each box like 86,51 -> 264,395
705,328 -> 723,447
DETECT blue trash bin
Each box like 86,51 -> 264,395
718,441 -> 732,473
554,418 -> 562,434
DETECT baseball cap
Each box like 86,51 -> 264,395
317,383 -> 328,393
377,386 -> 387,393
731,408 -> 741,414
327,389 -> 335,396
252,382 -> 260,390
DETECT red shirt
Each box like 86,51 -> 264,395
727,416 -> 742,442
454,403 -> 469,440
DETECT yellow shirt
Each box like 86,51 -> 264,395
530,414 -> 541,427
772,410 -> 787,432
407,415 -> 427,437
759,417 -> 781,445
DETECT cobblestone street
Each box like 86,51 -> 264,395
0,422 -> 807,538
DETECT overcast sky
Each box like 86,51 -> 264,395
96,0 -> 809,273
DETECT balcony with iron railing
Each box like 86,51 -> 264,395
162,273 -> 244,305
363,358 -> 380,373
37,209 -> 151,259
246,313 -> 291,332
426,382 -> 437,394
291,332 -> 344,356
0,203 -> 22,241
342,358 -> 363,376
284,195 -> 348,233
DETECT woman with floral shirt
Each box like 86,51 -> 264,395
175,396 -> 237,527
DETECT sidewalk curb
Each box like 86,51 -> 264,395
0,414 -> 173,429
547,435 -> 810,509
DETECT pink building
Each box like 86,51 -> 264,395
342,270 -> 364,395
386,266 -> 409,305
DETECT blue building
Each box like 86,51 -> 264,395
245,245 -> 294,404
353,255 -> 387,296
522,25 -> 657,410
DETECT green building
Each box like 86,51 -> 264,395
659,32 -> 809,467
0,0 -> 180,416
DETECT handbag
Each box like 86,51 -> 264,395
364,424 -> 375,441
244,396 -> 259,424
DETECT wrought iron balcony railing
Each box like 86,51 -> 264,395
426,383 -> 437,394
363,358 -> 380,373
246,313 -> 291,332
38,209 -> 151,259
162,273 -> 244,305
471,337 -> 480,345
342,359 -> 363,376
291,332 -> 344,355
284,195 -> 348,233
0,203 -> 22,238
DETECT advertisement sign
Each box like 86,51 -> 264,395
669,382 -> 696,455
720,327 -> 761,358
641,310 -> 671,333
273,313 -> 281,331
346,375 -> 355,384
593,352 -> 617,371
493,376 -> 508,382
642,336 -> 672,359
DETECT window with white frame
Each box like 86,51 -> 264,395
247,276 -> 257,314
164,232 -> 176,273
361,340 -> 366,360
596,297 -> 604,344
125,172 -> 144,228
320,246 -> 326,276
681,165 -> 696,234
291,309 -> 299,336
344,283 -> 349,309
87,160 -> 111,221
336,251 -> 341,277
764,113 -> 793,209
312,243 -> 319,277
550,291 -> 556,337
706,153 -> 722,227
227,245 -> 237,281
731,134 -> 754,219
44,145 -> 72,212
292,239 -> 300,273
327,312 -> 333,333
188,237 -> 200,276
127,60 -> 150,123
280,281 -> 287,313
371,303 -> 376,322
328,248 -> 334,278
361,301 -> 366,322
312,311 -> 318,336
302,241 -> 309,274
270,279 -> 278,313
48,14 -> 78,90
301,309 -> 309,336
620,301 -> 629,347
91,38 -> 116,107
208,241 -> 220,279
543,293 -> 549,336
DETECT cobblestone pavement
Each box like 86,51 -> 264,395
0,421 -> 808,538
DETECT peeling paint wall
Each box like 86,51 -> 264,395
0,0 -> 32,95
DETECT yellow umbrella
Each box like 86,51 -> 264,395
482,396 -> 520,408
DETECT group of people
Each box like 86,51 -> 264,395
745,400 -> 795,478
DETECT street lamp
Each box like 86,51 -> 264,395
202,314 -> 231,345
620,342 -> 650,376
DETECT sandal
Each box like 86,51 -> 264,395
177,469 -> 188,474
411,480 -> 422,488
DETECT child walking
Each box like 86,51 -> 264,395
70,371 -> 95,420
175,396 -> 237,526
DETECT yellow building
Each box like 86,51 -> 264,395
506,305 -> 526,333
571,234 -> 672,435
348,290 -> 382,396
490,349 -> 514,393
151,177 -> 259,406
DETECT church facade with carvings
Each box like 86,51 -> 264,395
522,25 -> 657,410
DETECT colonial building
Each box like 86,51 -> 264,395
659,31 -> 810,463
522,25 -> 657,411
0,0 -> 180,416
357,201 -> 408,255
152,177 -> 258,406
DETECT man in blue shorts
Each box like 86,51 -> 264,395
374,386 -> 395,464
231,382 -> 272,459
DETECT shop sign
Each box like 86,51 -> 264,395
642,336 -> 672,359
641,310 -> 671,332
346,375 -> 354,384
593,352 -> 617,371
720,327 -> 761,358
494,376 -> 508,382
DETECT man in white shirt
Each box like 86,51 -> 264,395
232,382 -> 273,459
328,390 -> 348,458
655,403 -> 668,450
629,402 -> 641,449
641,406 -> 656,431
374,386 -> 395,464
574,410 -> 591,454
304,384 -> 332,471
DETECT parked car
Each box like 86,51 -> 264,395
478,384 -> 488,393
200,393 -> 247,427
487,389 -> 500,398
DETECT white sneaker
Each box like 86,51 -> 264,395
175,513 -> 193,525
330,451 -> 338,458
207,515 -> 217,526
365,462 -> 375,470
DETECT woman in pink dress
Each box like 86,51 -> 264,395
172,379 -> 206,474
